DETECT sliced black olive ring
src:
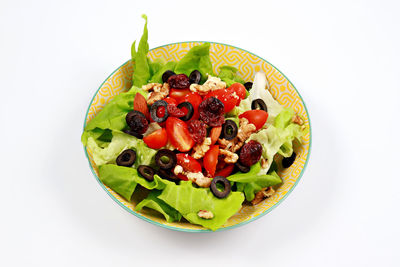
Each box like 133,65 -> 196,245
251,99 -> 268,112
221,120 -> 238,140
116,149 -> 136,167
162,70 -> 176,83
123,128 -> 143,139
189,70 -> 202,84
177,102 -> 194,121
138,165 -> 156,181
210,176 -> 231,199
244,82 -> 253,91
282,152 -> 296,168
234,161 -> 250,173
150,100 -> 169,123
157,169 -> 179,183
155,149 -> 177,170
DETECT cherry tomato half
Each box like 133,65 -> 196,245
143,128 -> 168,149
166,117 -> 195,152
169,88 -> 191,103
239,110 -> 268,130
228,83 -> 247,106
203,145 -> 219,176
205,89 -> 237,113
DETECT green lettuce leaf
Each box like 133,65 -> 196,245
135,190 -> 182,223
158,181 -> 244,231
132,14 -> 151,87
218,65 -> 245,87
227,163 -> 282,201
98,165 -> 171,200
174,43 -> 214,83
149,61 -> 177,83
86,131 -> 157,167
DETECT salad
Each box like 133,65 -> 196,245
81,15 -> 306,231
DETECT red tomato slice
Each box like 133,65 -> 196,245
210,126 -> 222,145
205,89 -> 238,113
176,153 -> 202,173
169,88 -> 191,103
203,145 -> 219,176
133,93 -> 150,120
180,92 -> 202,120
228,83 -> 247,106
166,117 -> 195,152
143,128 -> 168,149
163,97 -> 178,106
239,110 -> 268,130
215,164 -> 234,178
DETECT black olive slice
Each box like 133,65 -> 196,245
282,152 -> 296,168
123,128 -> 143,139
125,110 -> 149,134
251,99 -> 268,112
162,70 -> 176,83
177,102 -> 194,121
221,120 -> 238,140
268,161 -> 278,174
244,82 -> 253,91
116,149 -> 136,167
157,169 -> 179,183
150,100 -> 169,123
210,176 -> 231,199
155,149 -> 177,170
189,70 -> 202,84
138,165 -> 156,181
234,161 -> 250,173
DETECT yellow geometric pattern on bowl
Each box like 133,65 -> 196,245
84,42 -> 311,231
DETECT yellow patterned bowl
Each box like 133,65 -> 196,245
83,42 -> 311,232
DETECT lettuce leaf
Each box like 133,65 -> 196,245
132,14 -> 151,87
218,65 -> 245,87
98,164 -> 171,200
149,61 -> 177,83
135,190 -> 182,223
86,131 -> 157,167
227,162 -> 282,201
157,181 -> 244,231
174,43 -> 214,83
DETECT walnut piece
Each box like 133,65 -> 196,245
144,83 -> 170,105
292,115 -> 304,125
251,187 -> 275,205
187,172 -> 212,188
218,118 -> 257,152
197,210 -> 214,219
219,149 -> 239,163
192,137 -> 212,159
189,75 -> 226,96
261,158 -> 269,169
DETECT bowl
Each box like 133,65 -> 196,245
83,42 -> 311,232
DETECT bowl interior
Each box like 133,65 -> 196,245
84,42 -> 311,232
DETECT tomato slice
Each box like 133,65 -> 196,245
176,153 -> 202,173
203,145 -> 219,176
133,93 -> 150,120
210,126 -> 222,145
205,89 -> 238,113
239,110 -> 268,130
163,97 -> 178,106
180,92 -> 202,120
228,83 -> 247,106
166,117 -> 195,152
143,128 -> 168,149
169,88 -> 191,103
215,164 -> 234,178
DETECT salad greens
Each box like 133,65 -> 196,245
82,15 -> 306,231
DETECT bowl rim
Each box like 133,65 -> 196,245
82,41 -> 312,232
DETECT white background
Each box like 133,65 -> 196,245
1,0 -> 399,266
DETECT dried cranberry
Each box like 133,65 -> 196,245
167,104 -> 185,117
198,97 -> 225,127
187,120 -> 207,144
125,111 -> 149,134
239,140 -> 262,167
167,74 -> 190,89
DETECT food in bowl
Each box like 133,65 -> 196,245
81,15 -> 307,231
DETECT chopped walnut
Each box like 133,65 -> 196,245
218,118 -> 257,152
146,83 -> 170,105
187,172 -> 212,188
292,115 -> 304,125
261,158 -> 269,169
197,210 -> 214,219
251,187 -> 275,205
192,137 -> 212,159
189,75 -> 226,95
219,149 -> 239,163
